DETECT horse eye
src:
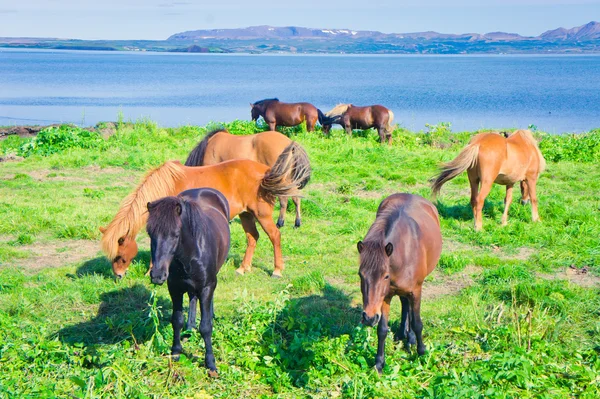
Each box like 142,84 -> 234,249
384,275 -> 390,280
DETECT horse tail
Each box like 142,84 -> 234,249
317,108 -> 337,126
184,128 -> 225,166
430,144 -> 480,198
261,142 -> 311,198
385,110 -> 395,132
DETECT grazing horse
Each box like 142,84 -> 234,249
322,104 -> 395,144
185,129 -> 311,228
431,129 -> 546,231
250,98 -> 332,132
147,188 -> 230,377
357,193 -> 441,373
99,146 -> 311,278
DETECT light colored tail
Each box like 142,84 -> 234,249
385,110 -> 395,133
430,144 -> 480,197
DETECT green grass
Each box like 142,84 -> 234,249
0,121 -> 599,398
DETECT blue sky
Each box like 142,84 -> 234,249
0,0 -> 598,40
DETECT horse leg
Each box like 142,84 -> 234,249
186,293 -> 197,331
501,184 -> 514,226
292,196 -> 302,228
520,181 -> 530,205
410,288 -> 426,356
377,127 -> 386,144
374,298 -> 391,373
268,121 -> 276,131
238,212 -> 259,275
276,196 -> 288,228
397,296 -> 415,347
467,169 -> 480,226
345,124 -> 353,136
525,176 -> 541,222
199,283 -> 218,376
255,211 -> 283,277
474,179 -> 493,231
168,285 -> 185,361
306,117 -> 316,132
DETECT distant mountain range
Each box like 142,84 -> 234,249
1,21 -> 599,54
169,21 -> 600,42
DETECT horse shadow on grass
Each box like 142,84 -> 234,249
436,199 -> 501,221
57,283 -> 171,348
256,284 -> 363,388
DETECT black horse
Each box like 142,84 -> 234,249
147,188 -> 230,376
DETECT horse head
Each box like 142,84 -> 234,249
146,198 -> 183,285
357,240 -> 393,327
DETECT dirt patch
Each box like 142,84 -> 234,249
8,240 -> 101,271
443,239 -> 474,253
0,154 -> 24,163
423,265 -> 482,299
494,246 -> 536,261
538,266 -> 600,288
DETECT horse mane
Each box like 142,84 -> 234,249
512,129 -> 547,173
360,204 -> 409,272
325,104 -> 352,117
253,98 -> 279,106
101,161 -> 186,260
185,128 -> 227,167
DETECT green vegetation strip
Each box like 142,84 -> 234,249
0,121 -> 599,398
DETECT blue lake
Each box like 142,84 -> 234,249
1,49 -> 599,133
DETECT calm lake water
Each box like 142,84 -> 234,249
1,49 -> 599,133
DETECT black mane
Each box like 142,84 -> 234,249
253,98 -> 279,106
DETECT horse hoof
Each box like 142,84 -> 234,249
521,200 -> 530,206
271,271 -> 283,279
171,354 -> 181,362
294,220 -> 301,228
207,369 -> 219,378
235,268 -> 245,276
276,220 -> 284,228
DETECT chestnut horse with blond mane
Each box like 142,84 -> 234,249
185,129 -> 310,228
322,104 -> 395,144
250,98 -> 333,132
431,129 -> 546,231
100,145 -> 311,278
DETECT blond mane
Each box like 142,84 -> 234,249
512,129 -> 547,173
325,104 -> 352,118
100,161 -> 187,260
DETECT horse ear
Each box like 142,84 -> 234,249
385,243 -> 393,257
147,202 -> 153,211
99,226 -> 106,234
249,103 -> 254,109
357,241 -> 364,253
118,237 -> 125,246
175,203 -> 182,216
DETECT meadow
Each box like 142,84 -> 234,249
0,121 -> 599,398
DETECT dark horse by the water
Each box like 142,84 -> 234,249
357,193 -> 441,373
250,98 -> 333,132
147,188 -> 230,377
322,104 -> 395,144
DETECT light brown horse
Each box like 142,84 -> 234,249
100,146 -> 311,278
250,98 -> 331,132
357,193 -> 441,372
185,129 -> 310,228
323,104 -> 395,144
431,129 -> 546,231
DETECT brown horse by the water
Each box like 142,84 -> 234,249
323,104 -> 395,144
100,147 -> 311,278
357,193 -> 441,373
250,98 -> 331,132
431,129 -> 546,231
185,129 -> 310,228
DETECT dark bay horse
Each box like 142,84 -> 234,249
357,193 -> 441,373
250,98 -> 332,132
185,129 -> 311,228
147,188 -> 230,377
100,146 -> 311,278
323,104 -> 395,144
431,129 -> 546,231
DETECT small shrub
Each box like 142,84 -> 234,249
19,125 -> 105,156
539,130 -> 600,163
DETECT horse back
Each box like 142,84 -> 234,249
252,131 -> 293,166
379,194 -> 442,283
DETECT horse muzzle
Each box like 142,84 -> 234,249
150,272 -> 167,285
362,312 -> 381,327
